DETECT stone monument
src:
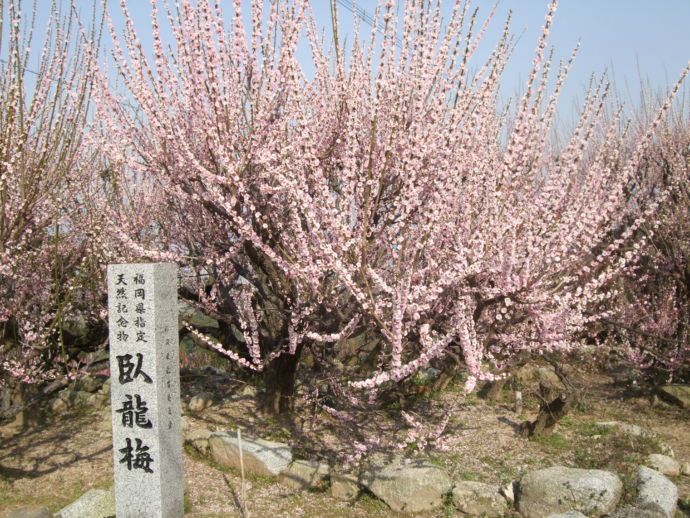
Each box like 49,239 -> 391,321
107,263 -> 183,517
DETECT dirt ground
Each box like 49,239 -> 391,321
0,364 -> 688,517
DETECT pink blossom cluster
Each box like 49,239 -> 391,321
89,0 -> 689,407
602,98 -> 690,378
0,1 -> 104,388
398,410 -> 451,452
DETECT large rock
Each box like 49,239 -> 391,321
607,365 -> 644,386
514,365 -> 562,388
52,390 -> 91,412
500,481 -> 518,505
360,456 -> 452,513
644,454 -> 680,476
1,508 -> 54,518
594,421 -> 655,438
178,301 -> 219,329
330,472 -> 360,501
452,481 -> 508,517
278,460 -> 329,490
73,375 -> 106,393
209,432 -> 292,477
55,488 -> 115,518
518,466 -> 622,518
180,415 -> 193,433
657,443 -> 674,458
62,315 -> 90,338
49,398 -> 69,413
608,502 -> 668,518
184,428 -> 213,455
657,384 -> 690,409
635,466 -> 677,518
99,378 -> 111,397
547,513 -> 589,518
85,393 -> 108,410
188,392 -> 214,412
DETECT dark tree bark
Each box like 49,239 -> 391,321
519,390 -> 573,438
259,342 -> 304,415
519,362 -> 577,438
480,379 -> 507,402
0,378 -> 68,425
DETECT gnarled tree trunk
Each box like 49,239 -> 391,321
259,342 -> 304,415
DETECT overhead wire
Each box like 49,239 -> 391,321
333,0 -> 403,48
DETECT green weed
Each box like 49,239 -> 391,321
577,422 -> 613,437
531,432 -> 569,450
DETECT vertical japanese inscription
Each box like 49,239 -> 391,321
108,263 -> 183,518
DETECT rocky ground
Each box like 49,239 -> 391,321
0,362 -> 688,518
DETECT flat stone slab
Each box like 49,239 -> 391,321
360,455 -> 452,513
518,466 -> 622,518
635,466 -> 677,518
452,481 -> 508,517
209,432 -> 292,477
330,472 -> 360,501
278,460 -> 329,490
55,488 -> 115,518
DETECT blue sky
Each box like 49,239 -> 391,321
8,0 -> 690,125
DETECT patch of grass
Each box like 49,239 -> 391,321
577,422 -> 613,437
477,455 -> 519,484
184,442 -> 206,461
444,378 -> 466,393
0,473 -> 10,493
412,375 -> 428,387
427,388 -> 443,400
450,415 -> 467,428
559,415 -> 576,427
531,432 -> 569,451
455,470 -> 481,481
679,497 -> 690,513
617,468 -> 640,507
263,426 -> 291,442
521,392 -> 541,410
572,398 -> 593,414
184,490 -> 193,514
357,489 -> 389,513
403,441 -> 420,455
464,393 -> 477,406
0,473 -> 112,515
571,430 -> 661,506
440,491 -> 456,518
